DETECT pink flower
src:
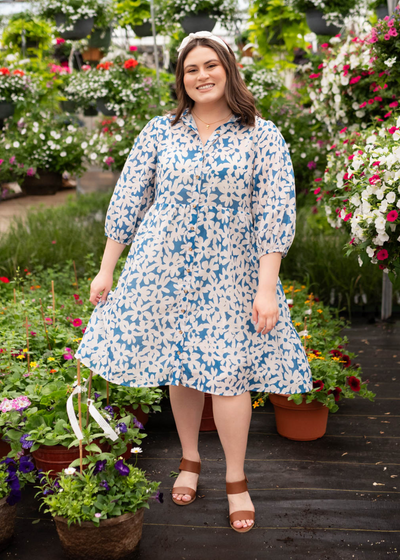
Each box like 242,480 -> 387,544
51,240 -> 56,244
387,210 -> 398,222
73,294 -> 80,300
314,187 -> 321,195
389,27 -> 398,37
82,327 -> 86,334
388,126 -> 399,134
81,64 -> 91,71
348,155 -> 354,161
384,111 -> 392,118
384,34 -> 391,40
374,96 -> 382,102
339,127 -> 347,134
349,76 -> 361,84
343,213 -> 352,222
56,38 -> 65,45
309,73 -> 321,79
359,102 -> 367,108
367,99 -> 375,105
105,156 -> 115,166
63,352 -> 74,360
73,318 -> 82,327
376,249 -> 388,260
372,161 -> 381,166
314,178 -> 322,182
369,174 -> 380,185
388,19 -> 395,27
9,156 -> 16,164
320,43 -> 329,48
30,331 -> 36,336
26,167 -> 35,176
307,161 -> 316,169
45,317 -> 52,324
129,46 -> 138,51
389,101 -> 398,108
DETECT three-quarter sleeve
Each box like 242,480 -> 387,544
251,118 -> 296,259
104,116 -> 159,245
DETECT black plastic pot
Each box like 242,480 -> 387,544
60,100 -> 78,113
133,22 -> 152,37
96,98 -> 117,116
305,9 -> 341,36
55,15 -> 94,40
181,12 -> 217,34
376,4 -> 389,19
83,102 -> 98,117
88,26 -> 112,49
21,169 -> 63,196
0,102 -> 14,120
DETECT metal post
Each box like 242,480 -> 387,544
381,272 -> 393,321
149,0 -> 161,106
387,0 -> 398,15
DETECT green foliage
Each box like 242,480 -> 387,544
112,0 -> 152,28
1,13 -> 54,54
36,455 -> 161,526
247,0 -> 309,69
290,0 -> 357,15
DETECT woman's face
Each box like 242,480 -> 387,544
182,46 -> 227,106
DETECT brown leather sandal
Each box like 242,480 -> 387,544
171,457 -> 201,506
226,476 -> 255,533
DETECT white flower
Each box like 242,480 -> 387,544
116,118 -> 124,127
386,191 -> 396,204
375,216 -> 386,230
5,144 -> 10,150
131,447 -> 143,454
60,151 -> 67,157
90,153 -> 97,160
286,299 -> 293,304
304,309 -> 312,315
379,200 -> 388,213
64,467 -> 76,475
298,330 -> 308,337
366,246 -> 375,258
39,134 -> 45,140
384,56 -> 397,68
115,134 -> 122,142
358,256 -> 363,267
13,141 -> 20,148
81,141 -> 88,149
65,136 -> 73,144
21,129 -> 26,135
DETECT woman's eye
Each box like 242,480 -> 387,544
188,65 -> 216,73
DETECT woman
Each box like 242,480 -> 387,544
75,30 -> 313,534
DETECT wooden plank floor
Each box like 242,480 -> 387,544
6,319 -> 400,560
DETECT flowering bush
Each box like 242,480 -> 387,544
1,13 -> 54,54
240,62 -> 285,109
0,112 -> 88,177
317,115 -> 400,277
252,281 -> 375,412
0,67 -> 40,106
37,454 -> 161,527
0,456 -> 36,506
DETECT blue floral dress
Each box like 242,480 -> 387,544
75,109 -> 313,396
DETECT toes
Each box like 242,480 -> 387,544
233,520 -> 243,528
182,494 -> 191,501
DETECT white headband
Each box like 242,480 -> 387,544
177,31 -> 229,58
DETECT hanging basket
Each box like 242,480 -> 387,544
96,98 -> 117,117
133,22 -> 152,37
269,393 -> 329,441
21,169 -> 63,196
55,15 -> 94,41
200,393 -> 217,431
88,26 -> 112,50
83,102 -> 99,117
0,102 -> 14,120
0,497 -> 17,553
376,4 -> 389,19
32,440 -> 110,477
54,508 -> 144,560
181,12 -> 217,34
305,9 -> 341,36
60,100 -> 78,113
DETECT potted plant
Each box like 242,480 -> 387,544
291,0 -> 357,35
156,0 -> 237,35
0,67 -> 41,120
112,0 -> 162,37
253,283 -> 375,440
0,111 -> 88,195
111,386 -> 164,427
0,456 -> 36,552
36,453 -> 162,560
1,13 -> 54,55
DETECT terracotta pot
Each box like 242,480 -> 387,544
54,508 -> 144,560
0,437 -> 11,459
32,440 -> 110,477
200,393 -> 217,432
269,393 -> 329,441
0,497 -> 17,552
82,47 -> 103,62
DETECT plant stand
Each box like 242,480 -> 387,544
269,393 -> 329,441
54,508 -> 144,560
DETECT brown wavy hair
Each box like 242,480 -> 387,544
165,37 -> 262,128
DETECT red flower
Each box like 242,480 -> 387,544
376,249 -> 388,260
309,73 -> 321,79
349,76 -> 361,84
388,126 -> 399,134
314,187 -> 321,195
96,61 -> 113,70
313,380 -> 324,392
339,127 -> 347,133
0,277 -> 10,283
330,349 -> 343,357
359,102 -> 367,108
384,111 -> 392,118
0,68 -> 10,75
328,387 -> 342,402
347,376 -> 361,392
56,38 -> 65,45
389,101 -> 399,108
341,354 -> 351,368
123,58 -> 139,70
387,210 -> 398,222
12,69 -> 24,76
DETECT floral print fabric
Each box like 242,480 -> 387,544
75,109 -> 313,396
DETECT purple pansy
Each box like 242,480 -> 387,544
115,460 -> 129,476
20,434 -> 33,449
93,460 -> 107,475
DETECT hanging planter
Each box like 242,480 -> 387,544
265,22 -> 284,46
21,169 -> 62,196
181,11 -> 217,34
88,26 -> 112,50
81,47 -> 103,62
200,393 -> 217,432
83,102 -> 99,117
305,9 -> 341,36
269,394 -> 329,441
0,102 -> 14,120
133,22 -> 152,37
96,98 -> 117,116
55,15 -> 94,40
376,4 -> 389,19
60,100 -> 78,113
54,508 -> 144,560
0,497 -> 17,553
32,441 -> 110,478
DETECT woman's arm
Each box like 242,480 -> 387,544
252,252 -> 282,334
89,238 -> 127,306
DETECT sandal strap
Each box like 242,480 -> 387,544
171,486 -> 196,499
229,510 -> 255,523
226,477 -> 248,494
179,457 -> 201,475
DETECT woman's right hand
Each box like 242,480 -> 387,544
89,271 -> 114,306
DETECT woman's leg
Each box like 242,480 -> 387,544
169,384 -> 205,502
212,391 -> 254,529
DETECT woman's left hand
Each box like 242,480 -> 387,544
252,289 -> 279,335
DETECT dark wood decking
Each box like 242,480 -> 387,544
7,320 -> 400,560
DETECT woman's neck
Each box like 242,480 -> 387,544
191,102 -> 232,124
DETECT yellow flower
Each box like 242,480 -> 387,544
252,401 -> 260,409
48,357 -> 55,361
30,362 -> 38,368
331,356 -> 340,362
17,355 -> 25,359
317,309 -> 323,314
294,289 -> 301,293
301,285 -> 306,289
295,322 -> 301,327
23,348 -> 28,352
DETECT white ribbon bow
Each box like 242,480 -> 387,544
177,31 -> 229,57
67,383 -> 118,442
